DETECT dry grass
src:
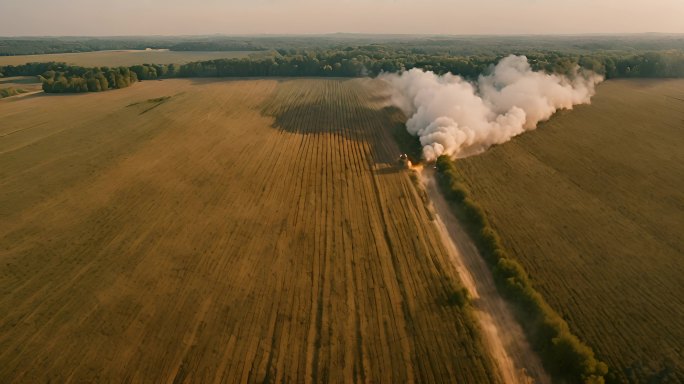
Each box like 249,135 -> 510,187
0,50 -> 252,67
0,78 -> 501,383
452,79 -> 684,383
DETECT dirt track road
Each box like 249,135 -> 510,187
420,168 -> 551,384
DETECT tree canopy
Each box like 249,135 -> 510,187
2,45 -> 682,95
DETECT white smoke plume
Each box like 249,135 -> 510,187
382,55 -> 603,160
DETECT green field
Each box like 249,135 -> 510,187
0,50 -> 253,67
452,79 -> 684,383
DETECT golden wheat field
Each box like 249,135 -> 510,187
0,78 -> 505,383
452,79 -> 684,383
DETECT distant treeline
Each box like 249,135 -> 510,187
0,38 -> 266,56
129,64 -> 177,80
0,62 -> 179,93
177,49 -> 684,79
170,41 -> 266,52
0,62 -> 60,77
0,62 -> 176,80
434,156 -> 608,384
573,51 -> 684,78
1,49 -> 683,94
2,34 -> 683,56
176,48 -> 508,78
0,39 -> 165,56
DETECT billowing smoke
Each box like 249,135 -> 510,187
382,55 -> 603,160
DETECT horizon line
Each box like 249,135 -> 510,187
2,32 -> 684,39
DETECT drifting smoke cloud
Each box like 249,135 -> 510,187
383,55 -> 603,160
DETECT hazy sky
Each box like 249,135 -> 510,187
1,0 -> 683,36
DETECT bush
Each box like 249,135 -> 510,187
0,87 -> 25,98
446,287 -> 470,307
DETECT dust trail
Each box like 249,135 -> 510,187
383,55 -> 602,160
413,165 -> 551,384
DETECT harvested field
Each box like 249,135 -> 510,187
0,50 -> 252,67
0,78 -> 502,382
452,79 -> 684,383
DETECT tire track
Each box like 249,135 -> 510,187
419,167 -> 551,384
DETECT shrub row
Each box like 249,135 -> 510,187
0,87 -> 26,98
435,155 -> 608,384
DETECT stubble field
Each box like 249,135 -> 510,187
0,78 -> 501,382
452,79 -> 684,383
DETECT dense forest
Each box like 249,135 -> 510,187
178,48 -> 684,79
1,34 -> 683,56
